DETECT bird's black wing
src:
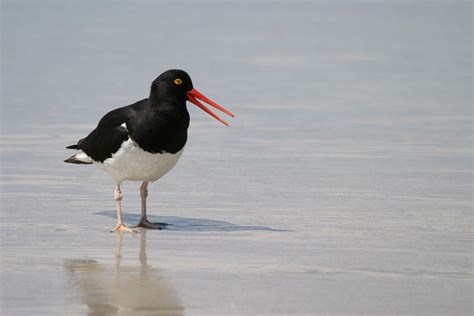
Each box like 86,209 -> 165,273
66,100 -> 146,162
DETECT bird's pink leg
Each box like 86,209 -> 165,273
111,185 -> 135,233
133,182 -> 169,229
140,181 -> 149,221
134,182 -> 155,229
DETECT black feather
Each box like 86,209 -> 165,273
64,69 -> 192,164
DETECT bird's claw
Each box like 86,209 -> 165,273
132,219 -> 170,230
111,223 -> 137,233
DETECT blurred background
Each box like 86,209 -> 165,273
1,0 -> 472,315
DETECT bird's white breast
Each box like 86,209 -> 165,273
95,139 -> 184,184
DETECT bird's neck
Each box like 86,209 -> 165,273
149,92 -> 188,115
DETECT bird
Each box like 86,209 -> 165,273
64,69 -> 234,233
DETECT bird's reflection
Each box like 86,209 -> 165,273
65,230 -> 184,316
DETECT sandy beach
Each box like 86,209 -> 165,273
1,1 -> 472,315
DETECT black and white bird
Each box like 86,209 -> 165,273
65,69 -> 234,233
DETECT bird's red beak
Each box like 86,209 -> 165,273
186,88 -> 235,126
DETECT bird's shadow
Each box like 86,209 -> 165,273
95,211 -> 284,232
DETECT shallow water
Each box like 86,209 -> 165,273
1,1 -> 472,315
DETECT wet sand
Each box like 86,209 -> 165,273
64,231 -> 184,316
1,1 -> 472,315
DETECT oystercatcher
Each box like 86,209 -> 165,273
65,69 -> 234,233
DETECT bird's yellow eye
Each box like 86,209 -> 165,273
174,78 -> 183,85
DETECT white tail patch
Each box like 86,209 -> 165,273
75,151 -> 93,163
66,151 -> 93,164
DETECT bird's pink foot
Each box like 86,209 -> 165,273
133,218 -> 170,230
111,223 -> 136,233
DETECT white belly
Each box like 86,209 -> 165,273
95,139 -> 184,184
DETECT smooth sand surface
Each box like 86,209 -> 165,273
1,1 -> 472,315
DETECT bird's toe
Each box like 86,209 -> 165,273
133,219 -> 170,230
111,223 -> 137,233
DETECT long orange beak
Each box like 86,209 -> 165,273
186,88 -> 235,126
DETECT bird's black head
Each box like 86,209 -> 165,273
150,69 -> 235,126
150,69 -> 193,104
